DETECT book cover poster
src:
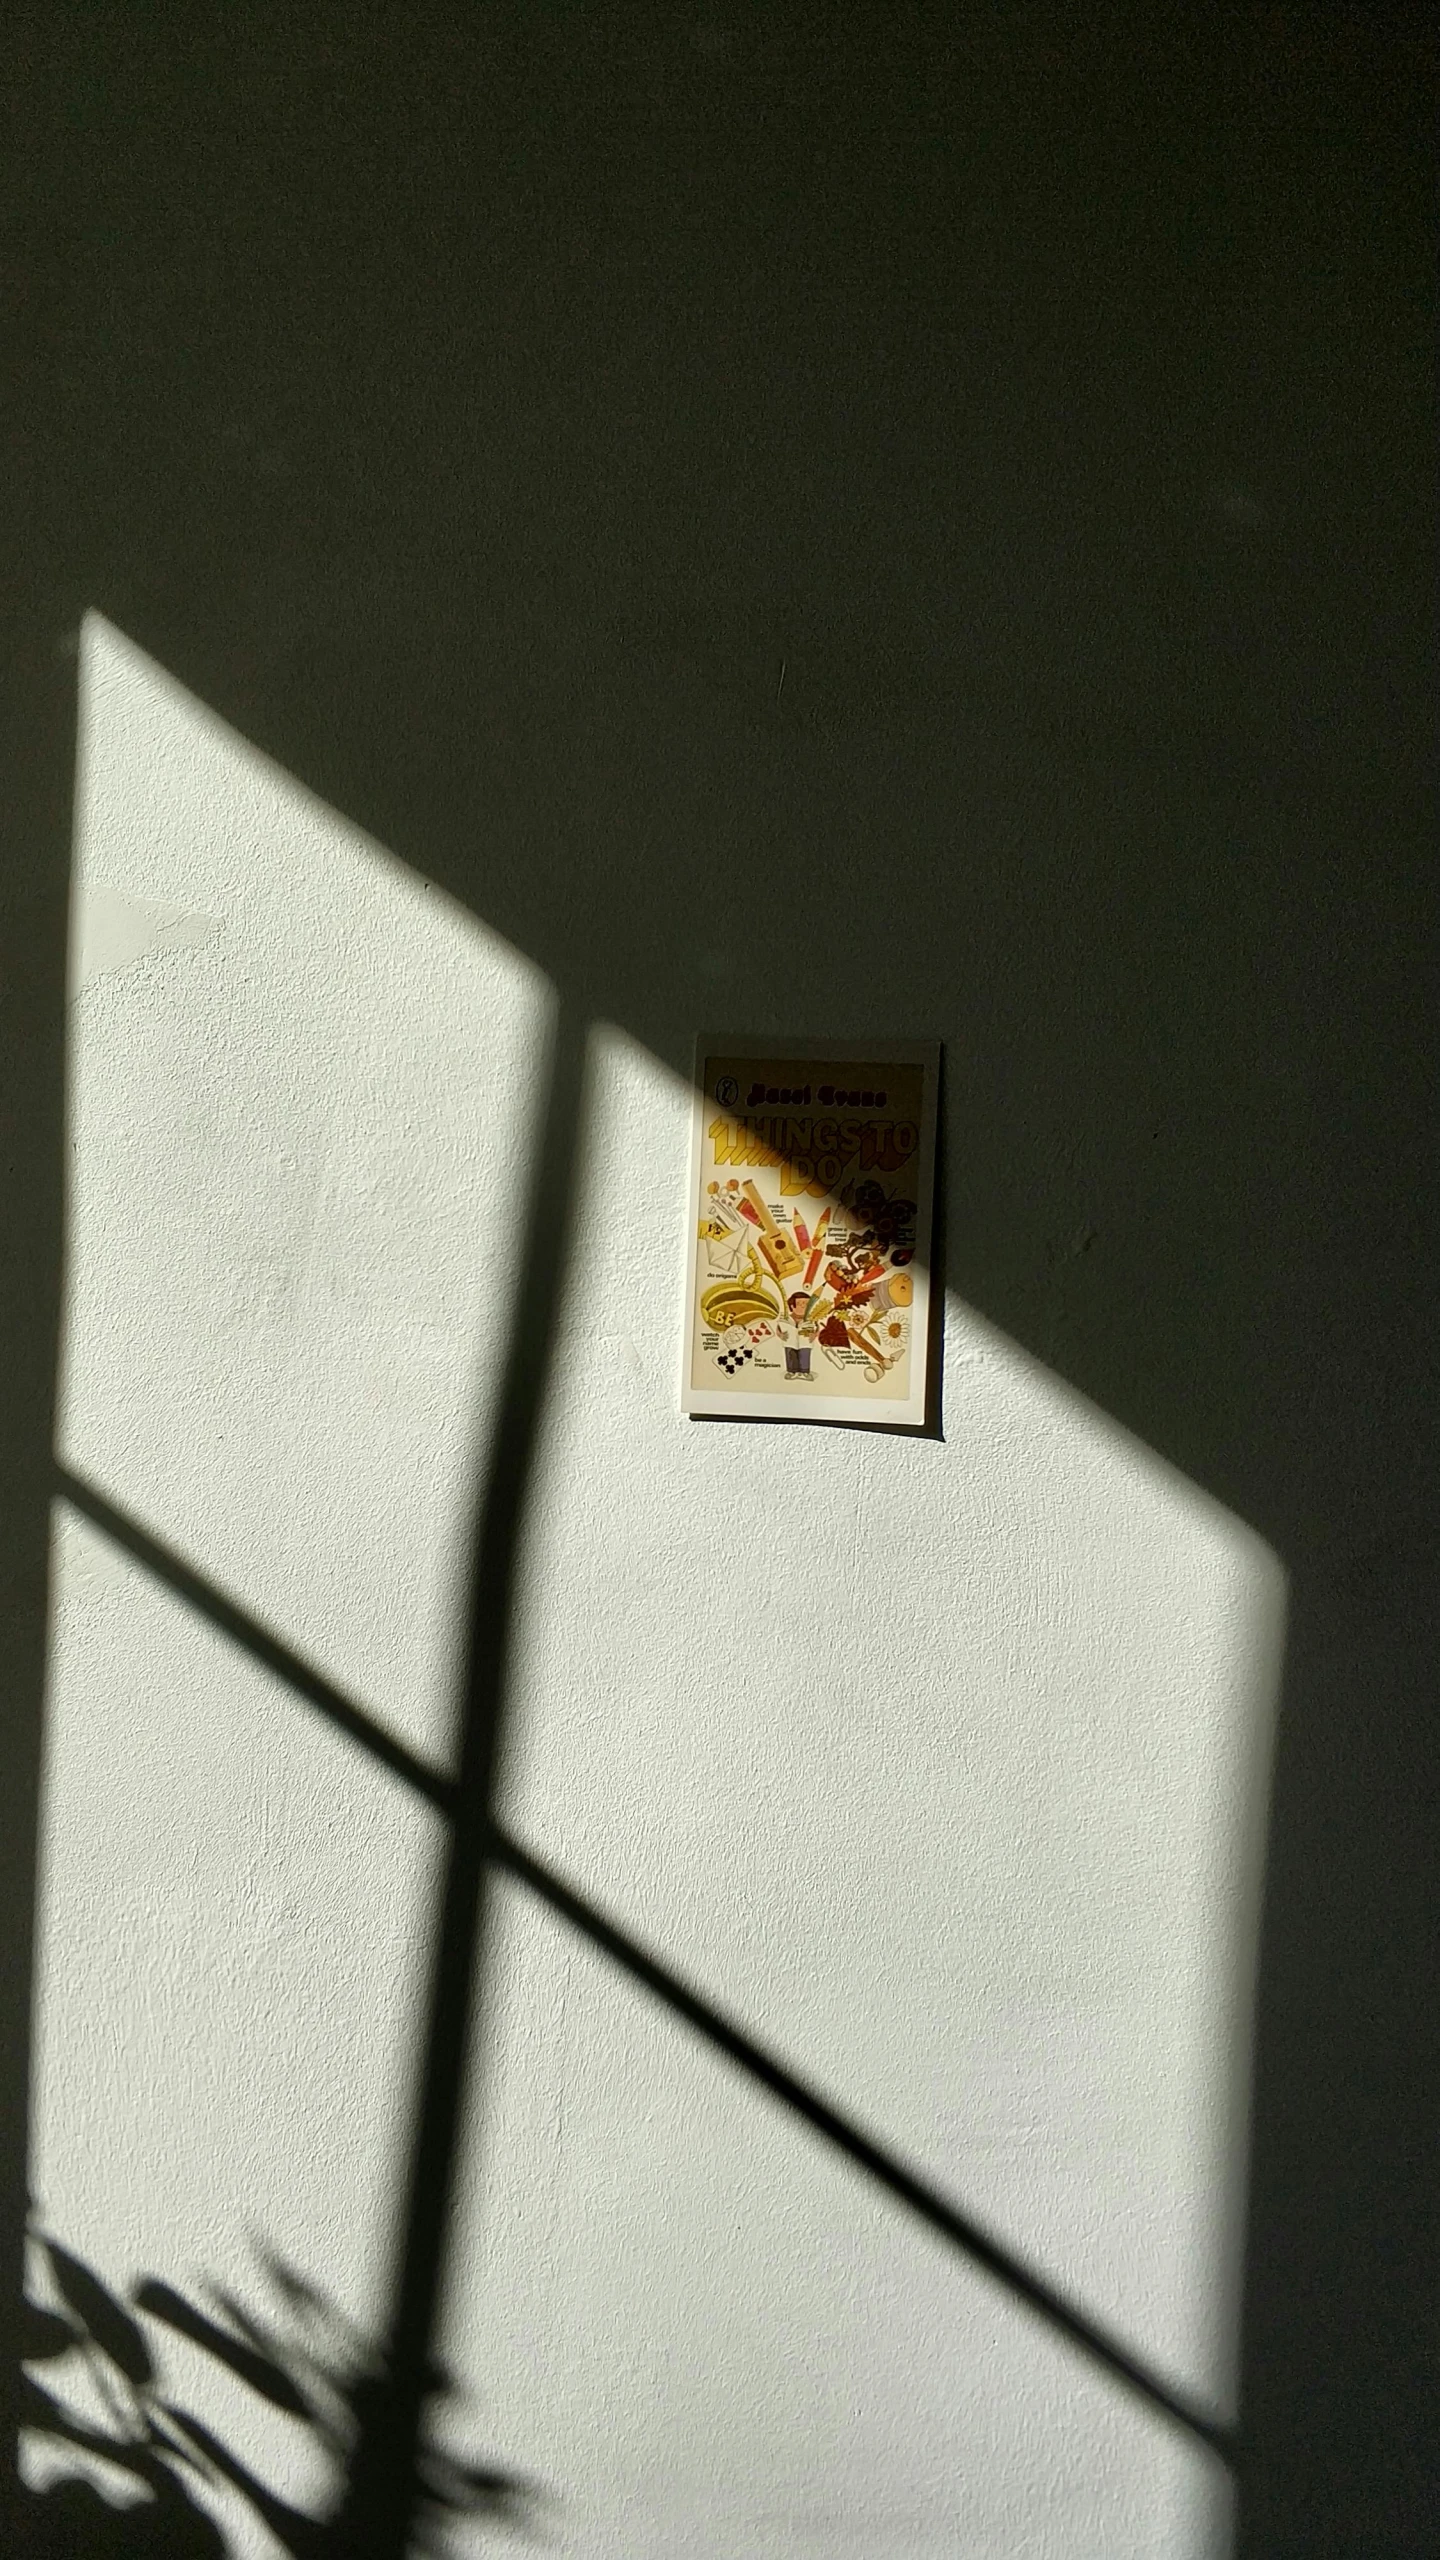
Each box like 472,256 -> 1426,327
684,1040 -> 940,1426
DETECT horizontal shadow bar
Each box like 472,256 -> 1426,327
53,1459 -> 1237,2467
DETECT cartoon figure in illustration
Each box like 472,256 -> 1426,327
782,1290 -> 818,1376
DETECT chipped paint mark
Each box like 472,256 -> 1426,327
70,884 -> 223,997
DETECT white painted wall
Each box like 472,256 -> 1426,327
32,617 -> 1284,2555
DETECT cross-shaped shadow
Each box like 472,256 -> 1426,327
2,13 -> 1433,2555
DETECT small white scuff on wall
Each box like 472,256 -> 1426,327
69,883 -> 223,998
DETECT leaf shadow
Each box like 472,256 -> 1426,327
20,2215 -> 544,2556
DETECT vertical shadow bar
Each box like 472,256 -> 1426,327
1237,1572 -> 1440,2555
0,618 -> 75,2535
330,999 -> 589,2560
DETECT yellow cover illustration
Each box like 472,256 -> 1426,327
684,1042 -> 938,1426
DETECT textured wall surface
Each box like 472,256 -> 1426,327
30,619 -> 1282,2553
5,14 -> 1430,2550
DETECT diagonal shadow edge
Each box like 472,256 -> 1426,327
54,1464 -> 455,1813
53,619 -> 1257,2516
54,1460 -> 1237,2470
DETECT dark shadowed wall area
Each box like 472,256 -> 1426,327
2,6 -> 1434,2553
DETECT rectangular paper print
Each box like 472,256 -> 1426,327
684,1040 -> 939,1426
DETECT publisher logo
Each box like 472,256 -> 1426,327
715,1075 -> 740,1107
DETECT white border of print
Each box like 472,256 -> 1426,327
682,1036 -> 940,1428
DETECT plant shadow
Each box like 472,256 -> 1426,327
21,2217 -> 540,2556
